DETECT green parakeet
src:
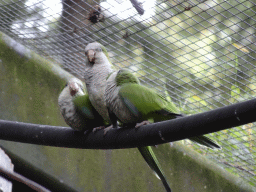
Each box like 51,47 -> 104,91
58,78 -> 106,132
105,69 -> 220,149
104,69 -> 221,191
84,42 -> 115,124
84,42 -> 172,191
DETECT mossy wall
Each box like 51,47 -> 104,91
0,32 -> 255,192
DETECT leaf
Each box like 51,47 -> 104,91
189,95 -> 208,106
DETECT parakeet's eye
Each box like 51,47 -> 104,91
65,83 -> 68,87
78,84 -> 84,91
96,48 -> 102,52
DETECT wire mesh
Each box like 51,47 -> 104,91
1,0 -> 256,186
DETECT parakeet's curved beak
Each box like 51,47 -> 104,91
69,82 -> 78,96
86,49 -> 96,64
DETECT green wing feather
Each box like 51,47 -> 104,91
119,83 -> 220,148
119,84 -> 182,120
73,95 -> 107,127
116,69 -> 220,148
73,95 -> 96,119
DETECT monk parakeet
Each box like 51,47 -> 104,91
104,69 -> 221,191
58,78 -> 106,132
84,43 -> 173,191
84,42 -> 115,125
105,69 -> 220,149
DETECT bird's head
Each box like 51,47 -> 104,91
115,69 -> 140,86
84,42 -> 110,65
67,78 -> 85,97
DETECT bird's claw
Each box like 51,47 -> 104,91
92,126 -> 105,133
135,121 -> 151,129
83,129 -> 93,136
103,125 -> 113,135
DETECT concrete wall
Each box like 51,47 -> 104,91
0,32 -> 255,192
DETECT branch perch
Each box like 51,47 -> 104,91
0,98 -> 256,149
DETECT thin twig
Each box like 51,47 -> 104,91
0,166 -> 51,192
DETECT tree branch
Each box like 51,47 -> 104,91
129,0 -> 144,15
0,98 -> 256,149
0,146 -> 77,192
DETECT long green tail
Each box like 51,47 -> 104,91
154,114 -> 221,149
189,135 -> 221,149
138,146 -> 171,192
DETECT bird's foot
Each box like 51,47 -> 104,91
83,129 -> 93,136
135,120 -> 151,129
103,125 -> 114,135
92,126 -> 105,133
